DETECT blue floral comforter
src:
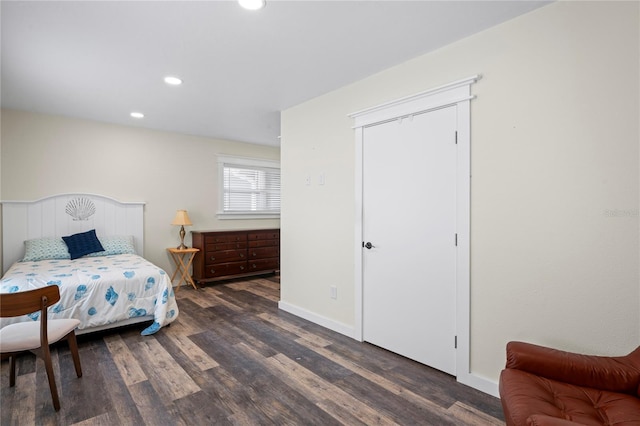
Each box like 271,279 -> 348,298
0,254 -> 179,335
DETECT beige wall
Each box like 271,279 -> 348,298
0,111 -> 3,269
281,0 -> 639,387
1,109 -> 280,274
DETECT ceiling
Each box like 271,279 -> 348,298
1,1 -> 549,147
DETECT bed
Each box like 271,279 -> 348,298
0,193 -> 179,335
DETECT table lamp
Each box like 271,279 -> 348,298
171,210 -> 193,249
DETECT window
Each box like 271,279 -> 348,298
217,155 -> 280,219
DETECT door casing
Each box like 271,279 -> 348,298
350,75 -> 478,385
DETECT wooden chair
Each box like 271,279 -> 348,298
0,286 -> 83,411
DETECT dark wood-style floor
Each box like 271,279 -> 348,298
1,276 -> 505,425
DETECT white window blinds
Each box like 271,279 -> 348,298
218,156 -> 280,217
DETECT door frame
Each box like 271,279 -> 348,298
349,75 -> 478,386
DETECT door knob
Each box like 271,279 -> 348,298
364,242 -> 375,249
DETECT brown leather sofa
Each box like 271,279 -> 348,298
499,341 -> 640,426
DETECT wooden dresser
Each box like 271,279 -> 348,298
191,229 -> 280,284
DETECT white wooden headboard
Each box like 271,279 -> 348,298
2,193 -> 145,274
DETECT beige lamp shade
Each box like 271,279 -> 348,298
171,210 -> 192,226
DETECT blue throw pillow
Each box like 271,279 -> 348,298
62,229 -> 105,260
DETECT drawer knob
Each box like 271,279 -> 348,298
240,265 -> 245,270
210,269 -> 215,274
252,252 -> 257,257
240,253 -> 245,258
210,257 -> 216,261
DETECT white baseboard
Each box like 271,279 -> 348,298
277,300 -> 500,399
457,372 -> 500,398
278,301 -> 356,339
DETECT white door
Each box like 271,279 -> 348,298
362,106 -> 457,375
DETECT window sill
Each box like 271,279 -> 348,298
217,212 -> 280,220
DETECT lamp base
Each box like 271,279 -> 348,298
177,225 -> 188,250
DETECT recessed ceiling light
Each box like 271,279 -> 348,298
130,112 -> 144,119
239,0 -> 265,11
164,76 -> 183,85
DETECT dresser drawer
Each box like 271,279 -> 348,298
204,261 -> 248,278
207,242 -> 247,252
248,231 -> 280,241
248,258 -> 279,272
248,239 -> 279,248
248,246 -> 279,259
205,249 -> 245,264
204,233 -> 245,244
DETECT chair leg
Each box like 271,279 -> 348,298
9,354 -> 16,387
66,331 -> 83,378
42,345 -> 61,411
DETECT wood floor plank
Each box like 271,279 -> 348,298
231,343 -> 350,426
249,346 -> 400,425
58,340 -> 111,424
163,329 -> 219,371
92,338 -> 146,425
333,372 -> 457,425
201,309 -> 279,358
127,380 -> 185,426
325,339 -> 403,372
169,310 -> 205,336
227,280 -> 279,302
181,287 -> 221,309
133,338 -> 201,404
215,287 -> 277,315
229,314 -> 354,383
170,296 -> 223,334
190,366 -> 262,424
190,331 -> 340,425
315,398 -> 371,426
192,288 -> 247,312
172,388 -> 231,425
188,328 -> 278,386
448,401 -> 505,426
16,352 -> 36,375
295,336 -> 456,420
104,334 -> 147,386
248,277 -> 280,291
10,372 -> 37,425
70,411 -> 122,426
90,374 -> 143,425
258,312 -> 333,347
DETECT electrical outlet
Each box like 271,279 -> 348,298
330,285 -> 337,299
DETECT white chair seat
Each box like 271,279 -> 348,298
0,319 -> 82,352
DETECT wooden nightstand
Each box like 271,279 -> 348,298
167,247 -> 200,291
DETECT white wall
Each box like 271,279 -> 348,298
0,109 -> 280,274
281,0 -> 639,388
